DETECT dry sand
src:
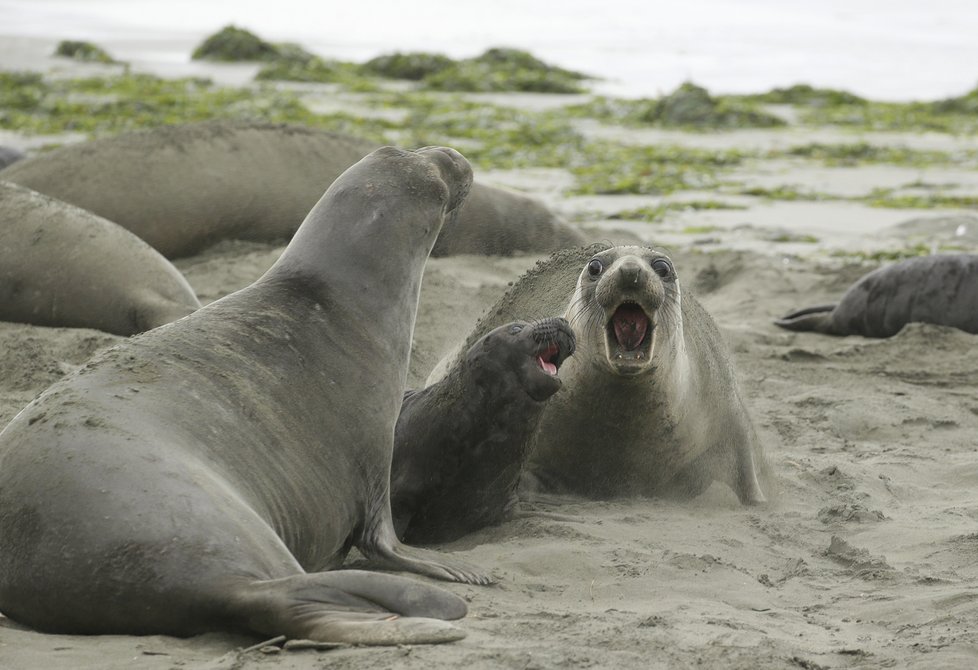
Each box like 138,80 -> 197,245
3,66 -> 978,670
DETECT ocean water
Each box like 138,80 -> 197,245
1,0 -> 977,101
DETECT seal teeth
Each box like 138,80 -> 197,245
610,304 -> 649,351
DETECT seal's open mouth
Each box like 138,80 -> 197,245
536,342 -> 562,376
606,302 -> 655,371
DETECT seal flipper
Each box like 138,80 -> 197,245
231,570 -> 466,645
773,304 -> 838,334
361,521 -> 494,585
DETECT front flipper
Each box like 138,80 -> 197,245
231,570 -> 467,645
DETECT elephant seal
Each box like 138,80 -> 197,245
392,317 -> 576,544
0,121 -> 585,258
429,244 -> 767,504
0,145 -> 489,646
0,181 -> 200,335
0,146 -> 24,170
774,254 -> 978,337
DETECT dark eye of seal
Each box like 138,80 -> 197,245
509,324 -> 524,334
587,259 -> 604,277
651,258 -> 672,278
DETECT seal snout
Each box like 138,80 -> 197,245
414,146 -> 474,215
531,318 -> 576,377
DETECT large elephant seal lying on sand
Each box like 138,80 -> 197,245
0,121 -> 585,258
0,146 -> 489,646
0,181 -> 200,335
392,318 -> 575,544
429,244 -> 767,504
775,253 -> 978,337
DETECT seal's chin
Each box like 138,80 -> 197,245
605,302 -> 655,375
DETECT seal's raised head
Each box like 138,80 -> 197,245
567,245 -> 681,376
469,317 -> 575,402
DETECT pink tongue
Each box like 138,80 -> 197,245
613,305 -> 649,351
538,356 -> 557,375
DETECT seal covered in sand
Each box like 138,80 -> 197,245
430,244 -> 767,504
774,253 -> 978,337
0,121 -> 585,258
392,317 -> 576,544
0,181 -> 200,335
0,146 -> 489,646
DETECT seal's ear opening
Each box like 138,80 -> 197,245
773,304 -> 836,333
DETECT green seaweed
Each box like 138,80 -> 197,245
422,47 -> 590,94
830,244 -> 935,262
783,142 -> 953,167
54,40 -> 118,64
681,225 -> 721,234
739,185 -> 828,201
568,143 -> 748,195
861,188 -> 978,209
742,84 -> 866,107
567,83 -> 785,130
191,25 -> 280,62
363,52 -> 455,80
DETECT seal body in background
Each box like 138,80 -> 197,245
392,317 -> 575,544
775,254 -> 978,337
429,244 -> 767,505
0,181 -> 200,335
0,146 -> 489,646
0,121 -> 585,258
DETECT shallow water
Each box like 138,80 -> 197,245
1,0 -> 977,100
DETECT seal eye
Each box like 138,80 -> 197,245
651,258 -> 672,278
586,259 -> 604,278
509,324 -> 524,335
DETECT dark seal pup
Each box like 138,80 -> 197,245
392,318 -> 576,545
428,244 -> 767,504
0,181 -> 200,335
0,121 -> 585,258
775,253 -> 978,337
0,146 -> 489,647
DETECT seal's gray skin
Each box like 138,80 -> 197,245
0,146 -> 24,170
0,121 -> 585,258
775,254 -> 978,338
392,318 -> 575,545
0,146 -> 490,646
0,181 -> 200,335
430,244 -> 766,505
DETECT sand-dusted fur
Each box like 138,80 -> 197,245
430,244 -> 767,504
392,318 -> 575,544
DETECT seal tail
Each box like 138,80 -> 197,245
231,570 -> 467,645
773,304 -> 838,334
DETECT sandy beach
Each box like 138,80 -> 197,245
2,30 -> 978,670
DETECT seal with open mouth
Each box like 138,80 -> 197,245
428,244 -> 767,504
392,317 -> 575,544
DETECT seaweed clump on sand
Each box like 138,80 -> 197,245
745,83 -> 866,107
422,47 -> 592,94
191,25 -> 281,62
362,52 -> 455,81
54,40 -> 117,64
639,82 -> 786,129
